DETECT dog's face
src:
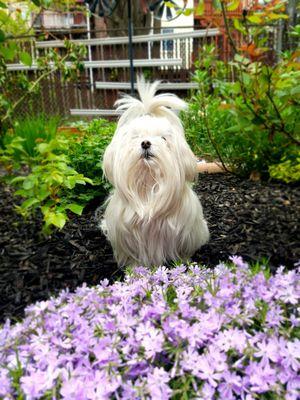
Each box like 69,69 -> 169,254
103,114 -> 197,218
104,115 -> 196,185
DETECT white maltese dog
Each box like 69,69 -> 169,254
101,77 -> 209,267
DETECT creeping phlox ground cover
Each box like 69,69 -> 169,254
0,257 -> 299,400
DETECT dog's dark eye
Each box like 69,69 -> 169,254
161,136 -> 167,141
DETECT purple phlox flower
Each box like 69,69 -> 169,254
88,370 -> 122,399
169,264 -> 186,279
229,255 -> 248,269
214,262 -> 229,277
73,328 -> 96,354
153,266 -> 169,284
186,320 -> 213,348
108,303 -> 123,316
181,349 -> 222,387
178,299 -> 195,319
126,359 -> 149,378
224,300 -> 242,318
21,366 -> 61,400
163,315 -> 191,343
139,301 -> 166,322
216,277 -> 237,301
100,278 -> 109,287
132,266 -> 149,276
197,354 -> 223,387
246,360 -> 277,393
0,369 -> 12,397
282,339 -> 300,372
201,310 -> 224,334
279,285 -> 299,305
120,381 -> 140,400
286,376 -> 300,400
50,334 -> 72,350
60,376 -> 89,400
102,318 -> 117,332
135,321 -> 164,358
265,304 -> 284,328
251,272 -> 274,302
115,314 -> 137,335
218,371 -> 243,399
188,264 -> 210,279
271,269 -> 299,304
198,382 -> 215,400
206,346 -> 228,375
92,337 -> 120,367
0,319 -> 11,348
146,367 -> 172,400
254,337 -> 281,363
181,347 -> 202,376
26,299 -> 56,317
290,313 -> 300,328
176,285 -> 193,301
277,366 -> 295,385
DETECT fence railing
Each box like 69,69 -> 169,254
8,28 -> 224,118
6,24 -> 280,118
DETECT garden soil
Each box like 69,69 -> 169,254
0,174 -> 299,323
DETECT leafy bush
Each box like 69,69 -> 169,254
0,1 -> 86,131
0,257 -> 299,399
0,118 -> 115,232
269,149 -> 300,183
183,46 -> 300,179
65,118 -> 115,202
0,114 -> 60,164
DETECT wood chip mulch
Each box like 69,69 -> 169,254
0,173 -> 299,323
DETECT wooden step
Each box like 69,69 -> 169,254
7,58 -> 182,72
95,81 -> 198,90
70,109 -> 122,116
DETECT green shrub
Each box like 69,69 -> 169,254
183,45 -> 300,180
0,118 -> 115,233
269,149 -> 300,183
0,114 -> 60,165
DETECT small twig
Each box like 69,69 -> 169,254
220,0 -> 238,54
3,53 -> 69,124
199,85 -> 233,174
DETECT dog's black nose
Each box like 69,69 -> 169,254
141,140 -> 151,150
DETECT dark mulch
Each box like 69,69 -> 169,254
0,174 -> 299,323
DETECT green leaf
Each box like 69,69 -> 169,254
37,143 -> 50,154
247,15 -> 263,24
45,212 -> 67,229
20,52 -> 32,67
0,43 -> 17,61
164,1 -> 174,8
226,0 -> 240,11
212,0 -> 221,11
0,29 -> 5,42
183,8 -> 193,16
31,0 -> 41,6
268,13 -> 288,20
0,2 -> 7,8
65,203 -> 84,215
233,18 -> 246,34
196,0 -> 204,15
23,179 -> 35,190
21,198 -> 40,209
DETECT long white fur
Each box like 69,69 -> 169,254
101,76 -> 209,266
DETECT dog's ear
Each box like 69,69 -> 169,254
102,142 -> 115,184
175,137 -> 198,182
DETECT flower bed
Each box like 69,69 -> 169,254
0,257 -> 299,399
